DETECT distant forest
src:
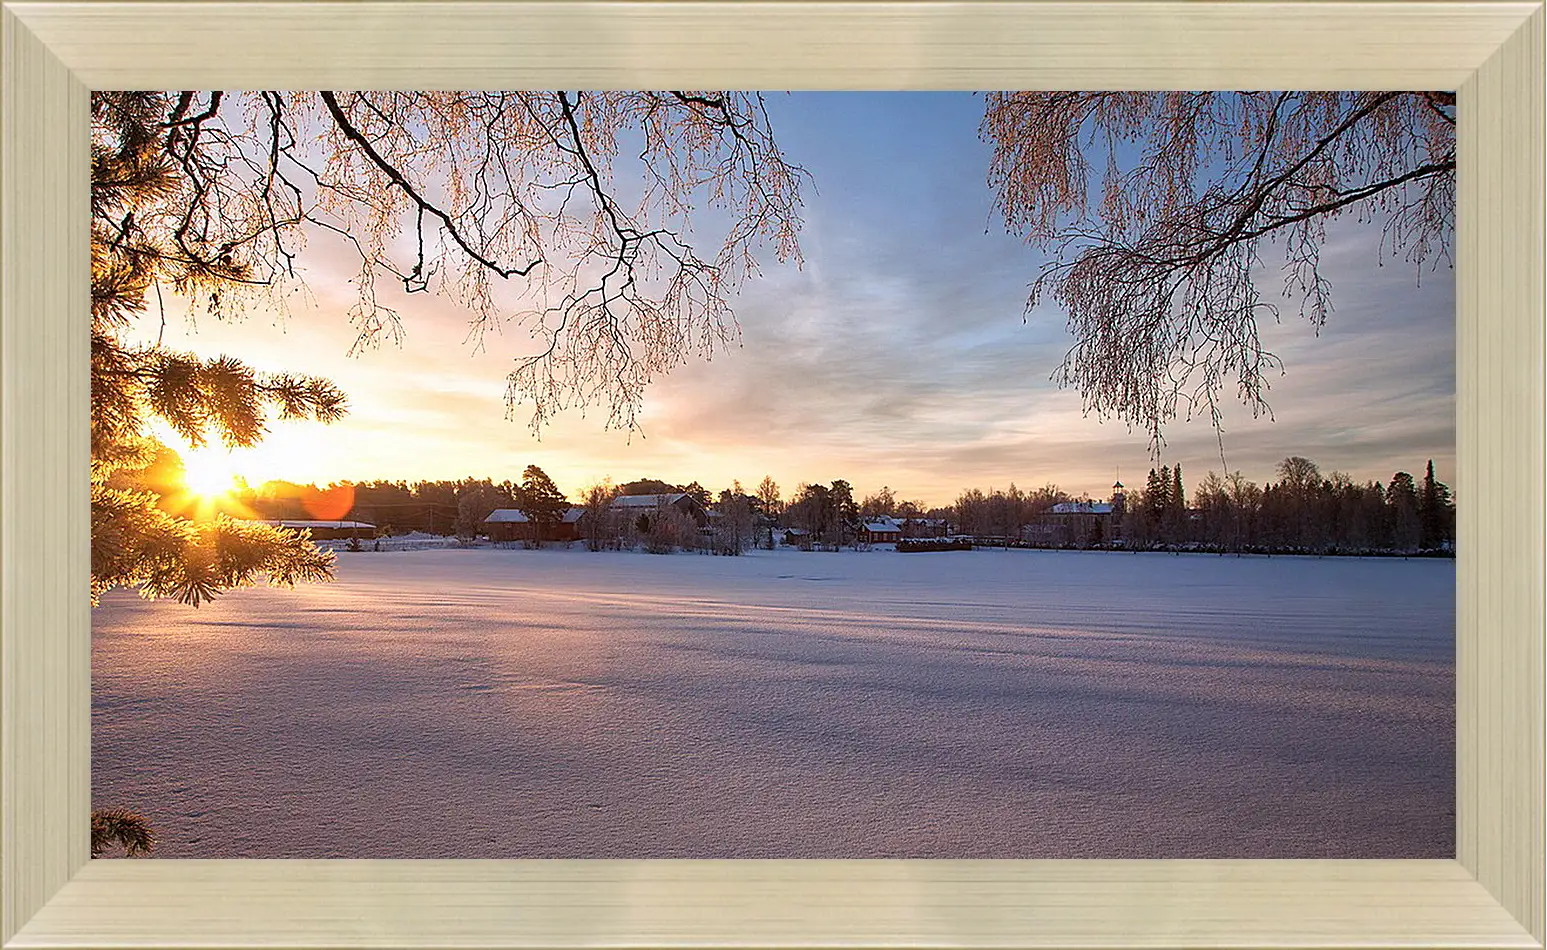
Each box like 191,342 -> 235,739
199,453 -> 1456,558
953,457 -> 1456,557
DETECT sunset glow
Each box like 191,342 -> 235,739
179,447 -> 241,499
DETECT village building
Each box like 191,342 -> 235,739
608,492 -> 708,527
781,527 -> 811,546
857,516 -> 903,544
1023,481 -> 1128,547
900,517 -> 950,539
483,507 -> 584,543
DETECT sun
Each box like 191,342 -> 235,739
180,448 -> 241,498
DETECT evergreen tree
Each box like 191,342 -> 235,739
90,807 -> 155,858
1168,464 -> 1186,543
91,94 -> 347,608
518,465 -> 569,542
1145,466 -> 1171,532
1387,471 -> 1422,550
1419,459 -> 1455,550
791,482 -> 835,547
681,481 -> 713,508
830,480 -> 858,545
617,478 -> 681,497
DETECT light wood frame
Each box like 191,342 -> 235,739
2,2 -> 1542,946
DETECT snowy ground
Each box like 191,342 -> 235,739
92,546 -> 1454,858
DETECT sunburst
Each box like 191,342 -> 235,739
179,447 -> 241,499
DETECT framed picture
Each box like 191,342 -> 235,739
3,2 -> 1542,947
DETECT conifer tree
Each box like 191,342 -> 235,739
92,92 -> 347,608
1418,459 -> 1454,550
1387,471 -> 1422,550
518,465 -> 568,542
90,807 -> 156,858
1146,466 -> 1171,524
1169,464 -> 1186,542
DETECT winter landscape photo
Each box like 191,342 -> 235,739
90,91 -> 1457,859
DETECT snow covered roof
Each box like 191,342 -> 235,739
1049,502 -> 1113,515
485,507 -> 585,524
862,520 -> 901,532
610,493 -> 689,508
484,509 -> 530,523
262,519 -> 374,529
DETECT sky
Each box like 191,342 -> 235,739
139,93 -> 1456,510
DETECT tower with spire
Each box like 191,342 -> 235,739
1111,471 -> 1127,523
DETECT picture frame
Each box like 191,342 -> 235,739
2,1 -> 1541,946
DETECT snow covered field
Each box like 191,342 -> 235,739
92,546 -> 1454,858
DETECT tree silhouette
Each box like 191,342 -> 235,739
579,478 -> 622,551
517,465 -> 568,542
982,91 -> 1454,444
95,90 -> 805,434
1419,459 -> 1454,549
1387,471 -> 1423,551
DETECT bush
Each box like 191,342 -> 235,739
896,538 -> 974,553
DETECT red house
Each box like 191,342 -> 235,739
857,517 -> 903,544
483,507 -> 583,543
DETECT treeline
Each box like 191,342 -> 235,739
240,474 -> 524,537
1132,457 -> 1455,555
226,454 -> 1454,558
781,480 -> 948,549
948,456 -> 1455,556
237,468 -> 774,553
953,483 -> 1072,538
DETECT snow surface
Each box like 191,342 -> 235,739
91,546 -> 1454,859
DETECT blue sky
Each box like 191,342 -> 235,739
147,92 -> 1456,508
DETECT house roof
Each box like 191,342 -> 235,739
1049,501 -> 1113,515
610,493 -> 689,508
484,508 -> 530,523
485,507 -> 584,524
862,520 -> 901,532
